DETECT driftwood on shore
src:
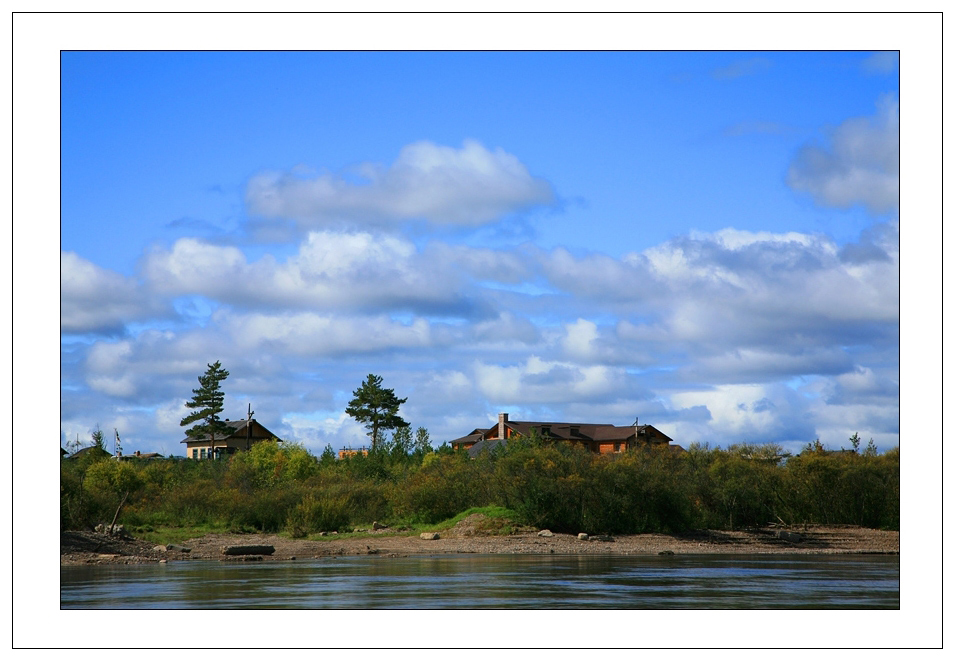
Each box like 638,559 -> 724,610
221,545 -> 275,556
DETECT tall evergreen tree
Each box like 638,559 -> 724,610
345,374 -> 408,450
180,361 -> 231,459
90,424 -> 107,451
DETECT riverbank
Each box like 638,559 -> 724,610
61,520 -> 899,565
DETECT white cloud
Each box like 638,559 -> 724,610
549,226 -> 898,349
473,356 -> 625,405
691,347 -> 854,383
246,140 -> 554,228
281,411 -> 368,453
470,311 -> 541,347
61,251 -> 170,334
541,247 -> 654,303
669,383 -> 813,444
562,318 -> 599,360
142,232 -> 474,315
218,310 -> 435,356
787,95 -> 899,213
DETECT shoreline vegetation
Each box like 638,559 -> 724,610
62,434 -> 899,566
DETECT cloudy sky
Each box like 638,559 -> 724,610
57,47 -> 902,457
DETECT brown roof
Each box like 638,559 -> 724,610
66,445 -> 112,459
502,421 -> 672,444
181,418 -> 280,443
449,431 -> 486,446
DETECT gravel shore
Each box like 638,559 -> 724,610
61,522 -> 899,566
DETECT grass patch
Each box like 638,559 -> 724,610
128,523 -> 234,545
429,506 -> 525,534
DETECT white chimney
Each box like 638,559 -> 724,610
498,412 -> 509,439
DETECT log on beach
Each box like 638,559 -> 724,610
221,545 -> 276,556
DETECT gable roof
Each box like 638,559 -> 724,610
464,437 -> 508,458
180,418 -> 280,444
451,417 -> 675,457
66,445 -> 112,459
501,420 -> 673,444
447,430 -> 487,446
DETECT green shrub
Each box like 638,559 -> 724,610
393,452 -> 485,523
225,485 -> 303,532
286,492 -> 351,537
60,465 -> 94,530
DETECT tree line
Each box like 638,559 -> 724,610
63,364 -> 898,536
61,431 -> 899,537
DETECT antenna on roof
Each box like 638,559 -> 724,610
633,417 -> 638,427
247,403 -> 254,451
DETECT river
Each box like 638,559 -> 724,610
61,553 -> 899,609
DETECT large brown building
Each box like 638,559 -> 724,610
449,412 -> 681,458
181,418 -> 281,459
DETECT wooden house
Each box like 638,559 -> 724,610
116,450 -> 163,460
180,417 -> 281,460
65,445 -> 112,460
337,447 -> 369,460
449,412 -> 681,458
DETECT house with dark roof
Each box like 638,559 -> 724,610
64,445 -> 112,460
116,450 -> 164,461
449,413 -> 681,458
181,417 -> 281,460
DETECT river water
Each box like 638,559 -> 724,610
61,553 -> 899,609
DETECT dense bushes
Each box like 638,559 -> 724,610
61,436 -> 901,535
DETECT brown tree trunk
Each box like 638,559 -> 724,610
108,490 -> 129,535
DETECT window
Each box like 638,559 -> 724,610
192,449 -> 198,459
200,448 -> 207,459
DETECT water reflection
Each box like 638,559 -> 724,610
62,554 -> 899,609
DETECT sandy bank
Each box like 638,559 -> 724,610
61,524 -> 899,566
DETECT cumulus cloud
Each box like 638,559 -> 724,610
61,251 -> 171,334
217,310 -> 436,357
532,224 -> 897,445
281,412 -> 368,451
670,383 -> 816,445
470,311 -> 541,347
547,227 -> 897,346
142,232 -> 486,316
659,230 -> 896,333
540,247 -> 654,303
473,356 -> 628,405
245,140 -> 555,229
787,95 -> 899,214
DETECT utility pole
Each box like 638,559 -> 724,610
247,402 -> 254,451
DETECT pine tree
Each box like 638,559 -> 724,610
180,361 -> 231,459
90,424 -> 107,451
345,374 -> 409,450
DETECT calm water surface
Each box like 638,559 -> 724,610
61,554 -> 899,609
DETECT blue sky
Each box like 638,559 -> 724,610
60,49 -> 901,457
